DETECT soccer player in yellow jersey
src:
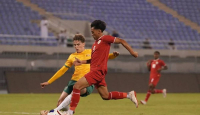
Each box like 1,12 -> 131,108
40,34 -> 119,112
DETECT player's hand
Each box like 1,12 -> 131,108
147,59 -> 153,65
40,82 -> 49,88
113,51 -> 119,57
73,57 -> 82,66
132,52 -> 138,58
157,69 -> 162,73
148,59 -> 154,62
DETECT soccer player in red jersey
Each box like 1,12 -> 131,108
140,51 -> 168,105
66,20 -> 139,115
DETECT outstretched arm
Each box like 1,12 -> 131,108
40,66 -> 69,88
114,38 -> 138,58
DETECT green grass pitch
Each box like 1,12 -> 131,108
0,93 -> 199,115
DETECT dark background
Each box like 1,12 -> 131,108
5,71 -> 200,93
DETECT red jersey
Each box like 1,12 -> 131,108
150,59 -> 166,78
90,35 -> 115,73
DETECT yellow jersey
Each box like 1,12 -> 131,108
65,49 -> 91,81
47,49 -> 117,84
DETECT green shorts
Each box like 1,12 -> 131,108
63,80 -> 94,97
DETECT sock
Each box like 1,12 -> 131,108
154,89 -> 163,93
67,110 -> 74,115
70,88 -> 80,111
145,90 -> 151,102
55,94 -> 72,110
127,92 -> 130,99
108,91 -> 127,100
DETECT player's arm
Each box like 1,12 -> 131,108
114,38 -> 138,58
147,60 -> 153,71
157,65 -> 168,73
74,51 -> 119,65
40,66 -> 69,88
157,61 -> 168,73
108,51 -> 119,59
40,55 -> 73,88
73,58 -> 91,66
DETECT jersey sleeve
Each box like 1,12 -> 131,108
108,53 -> 117,59
64,54 -> 73,68
102,35 -> 116,43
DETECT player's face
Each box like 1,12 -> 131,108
91,27 -> 101,40
73,40 -> 85,53
40,110 -> 49,115
154,53 -> 160,59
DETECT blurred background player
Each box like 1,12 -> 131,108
40,17 -> 49,40
140,51 -> 168,105
67,20 -> 139,115
40,34 -> 119,110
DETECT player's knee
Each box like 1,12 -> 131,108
150,90 -> 155,94
73,83 -> 81,90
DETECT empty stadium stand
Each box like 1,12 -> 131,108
29,0 -> 200,50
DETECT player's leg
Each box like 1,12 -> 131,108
153,88 -> 167,98
150,77 -> 166,97
57,91 -> 68,107
55,92 -> 71,111
56,85 -> 94,111
96,80 -> 138,108
140,77 -> 156,105
56,80 -> 76,110
141,77 -> 166,105
80,85 -> 94,97
97,85 -> 126,100
67,76 -> 90,114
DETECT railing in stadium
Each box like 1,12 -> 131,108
0,34 -> 200,50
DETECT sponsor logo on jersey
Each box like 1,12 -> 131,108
86,54 -> 91,57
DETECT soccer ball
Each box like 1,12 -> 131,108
40,110 -> 67,115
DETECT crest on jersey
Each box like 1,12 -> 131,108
156,61 -> 158,64
98,40 -> 101,44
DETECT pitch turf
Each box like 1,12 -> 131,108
0,93 -> 199,115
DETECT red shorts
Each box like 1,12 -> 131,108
149,77 -> 160,86
84,70 -> 107,88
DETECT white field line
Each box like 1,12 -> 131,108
0,111 -> 38,115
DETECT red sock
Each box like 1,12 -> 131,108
70,88 -> 80,111
154,89 -> 163,93
108,91 -> 127,100
145,90 -> 151,102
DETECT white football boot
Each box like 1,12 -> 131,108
140,100 -> 147,105
128,91 -> 139,108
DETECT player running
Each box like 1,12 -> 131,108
40,34 -> 119,111
140,51 -> 168,105
66,20 -> 139,115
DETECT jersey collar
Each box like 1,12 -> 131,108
76,49 -> 86,54
97,35 -> 104,40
